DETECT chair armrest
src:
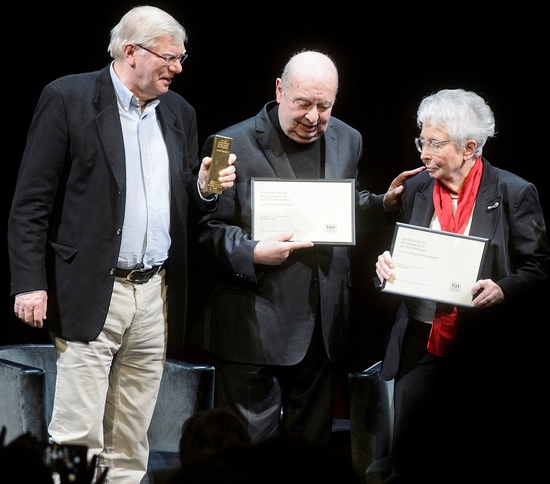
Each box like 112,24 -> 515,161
0,359 -> 49,443
348,361 -> 394,478
147,358 -> 215,452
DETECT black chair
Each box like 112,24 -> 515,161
0,343 -> 215,484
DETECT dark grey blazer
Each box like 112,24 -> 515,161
379,159 -> 550,380
8,66 -> 211,354
197,101 -> 386,366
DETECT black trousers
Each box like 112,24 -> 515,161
391,319 -> 539,483
391,320 -> 443,482
214,321 -> 335,446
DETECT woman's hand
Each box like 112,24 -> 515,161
375,250 -> 394,286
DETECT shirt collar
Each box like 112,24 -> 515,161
109,62 -> 160,111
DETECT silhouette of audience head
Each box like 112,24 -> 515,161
167,407 -> 252,483
168,412 -> 361,483
178,407 -> 252,466
0,427 -> 53,484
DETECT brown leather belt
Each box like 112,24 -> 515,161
115,263 -> 165,284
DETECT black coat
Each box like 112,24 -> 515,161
197,101 -> 387,365
380,158 -> 550,380
8,66 -> 211,354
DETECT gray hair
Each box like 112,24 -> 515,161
417,88 -> 496,157
107,6 -> 187,60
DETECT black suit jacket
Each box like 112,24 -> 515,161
197,101 -> 386,365
380,158 -> 550,380
8,66 -> 212,354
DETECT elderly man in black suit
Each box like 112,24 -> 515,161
197,50 -> 421,446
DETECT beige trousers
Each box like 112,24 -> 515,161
49,271 -> 167,483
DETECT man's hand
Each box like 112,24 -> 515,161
470,279 -> 505,308
382,166 -> 426,212
253,233 -> 314,265
14,291 -> 48,328
198,154 -> 237,197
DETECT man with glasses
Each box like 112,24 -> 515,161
7,6 -> 235,482
135,44 -> 189,65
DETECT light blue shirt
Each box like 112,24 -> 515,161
110,64 -> 170,270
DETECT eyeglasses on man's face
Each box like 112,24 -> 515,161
414,137 -> 452,154
136,44 -> 188,65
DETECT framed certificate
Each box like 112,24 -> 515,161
381,223 -> 488,306
251,178 -> 355,245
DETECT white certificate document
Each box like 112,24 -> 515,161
381,223 -> 488,306
251,178 -> 355,245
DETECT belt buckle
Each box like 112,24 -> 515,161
127,267 -> 158,284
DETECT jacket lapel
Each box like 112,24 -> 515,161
257,128 -> 296,178
469,160 -> 501,239
255,103 -> 295,178
94,67 -> 126,191
410,184 -> 435,227
324,123 -> 339,179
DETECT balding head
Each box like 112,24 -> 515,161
280,51 -> 339,98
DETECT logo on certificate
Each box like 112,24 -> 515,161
449,282 -> 461,292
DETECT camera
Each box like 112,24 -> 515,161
43,442 -> 88,481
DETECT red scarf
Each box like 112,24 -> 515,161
427,157 -> 483,357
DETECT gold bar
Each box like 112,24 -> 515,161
205,135 -> 233,194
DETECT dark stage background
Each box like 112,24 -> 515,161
3,3 -> 547,379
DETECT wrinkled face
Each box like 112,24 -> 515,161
127,36 -> 186,101
275,74 -> 336,144
418,123 -> 476,186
